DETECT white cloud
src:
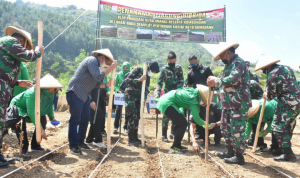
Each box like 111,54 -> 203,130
237,41 -> 263,63
274,35 -> 281,40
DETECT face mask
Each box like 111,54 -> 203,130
168,63 -> 175,68
148,71 -> 154,77
221,59 -> 228,65
190,63 -> 198,70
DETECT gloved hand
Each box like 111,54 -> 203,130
202,124 -> 211,129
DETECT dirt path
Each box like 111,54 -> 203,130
0,110 -> 299,178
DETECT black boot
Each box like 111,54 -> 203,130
224,152 -> 245,165
271,147 -> 283,156
169,125 -> 175,140
133,129 -> 146,144
128,130 -> 140,147
0,152 -> 9,168
215,146 -> 234,159
161,127 -> 169,142
274,147 -> 297,162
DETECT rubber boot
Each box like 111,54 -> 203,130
224,152 -> 245,165
161,127 -> 169,142
274,147 -> 297,162
169,125 -> 175,140
215,146 -> 234,159
128,130 -> 140,147
0,152 -> 9,168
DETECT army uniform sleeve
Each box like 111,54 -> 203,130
4,38 -> 41,62
215,61 -> 245,88
266,73 -> 277,101
176,66 -> 184,88
250,80 -> 263,99
125,67 -> 142,85
156,68 -> 165,96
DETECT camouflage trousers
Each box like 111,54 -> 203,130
221,109 -> 248,154
124,94 -> 141,132
162,115 -> 174,130
272,102 -> 300,148
0,81 -> 13,148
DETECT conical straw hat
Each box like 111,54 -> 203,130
255,54 -> 280,72
247,100 -> 260,119
196,84 -> 214,103
91,48 -> 114,63
214,42 -> 239,61
40,74 -> 63,88
5,26 -> 33,50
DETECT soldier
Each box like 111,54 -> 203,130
156,51 -> 184,142
113,62 -> 130,133
245,61 -> 259,83
0,26 -> 44,167
207,43 -> 251,165
255,55 -> 300,162
124,61 -> 159,146
249,80 -> 263,100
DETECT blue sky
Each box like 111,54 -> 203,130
6,0 -> 300,69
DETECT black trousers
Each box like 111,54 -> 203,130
15,116 -> 47,150
164,106 -> 187,148
86,102 -> 103,143
251,123 -> 279,149
196,124 -> 222,143
114,105 -> 125,129
100,99 -> 106,132
195,106 -> 206,137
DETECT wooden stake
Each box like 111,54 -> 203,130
19,131 -> 23,157
35,21 -> 43,145
252,94 -> 267,153
107,69 -> 116,152
205,87 -> 212,162
140,63 -> 148,147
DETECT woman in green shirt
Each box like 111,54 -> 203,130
157,85 -> 209,153
13,62 -> 29,97
10,74 -> 62,154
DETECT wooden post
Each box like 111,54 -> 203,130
205,87 -> 212,162
140,63 -> 148,147
107,69 -> 116,152
35,21 -> 43,145
252,95 -> 267,153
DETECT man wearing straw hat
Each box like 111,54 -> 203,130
66,49 -> 117,155
207,42 -> 251,165
0,26 -> 44,167
9,74 -> 62,154
255,55 -> 300,161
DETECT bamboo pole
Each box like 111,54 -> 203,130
107,69 -> 116,152
205,87 -> 212,162
252,92 -> 267,153
140,63 -> 148,147
35,21 -> 43,145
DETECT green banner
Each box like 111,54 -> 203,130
99,1 -> 225,43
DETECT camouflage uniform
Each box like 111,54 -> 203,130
215,55 -> 252,154
0,36 -> 40,148
156,64 -> 184,130
249,71 -> 259,83
124,67 -> 150,132
249,80 -> 263,99
266,65 -> 300,148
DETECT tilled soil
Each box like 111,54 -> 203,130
0,109 -> 299,178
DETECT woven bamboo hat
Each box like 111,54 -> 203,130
214,42 -> 239,61
247,100 -> 260,119
196,84 -> 214,103
255,54 -> 280,72
40,74 -> 63,88
5,26 -> 33,50
91,48 -> 114,64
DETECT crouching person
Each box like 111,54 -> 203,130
10,74 -> 62,154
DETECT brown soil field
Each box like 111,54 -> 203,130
189,34 -> 205,42
172,32 -> 188,42
0,109 -> 299,178
154,35 -> 170,41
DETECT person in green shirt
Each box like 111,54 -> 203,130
245,99 -> 279,153
10,74 -> 62,154
113,62 -> 130,133
12,62 -> 30,97
157,85 -> 210,153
